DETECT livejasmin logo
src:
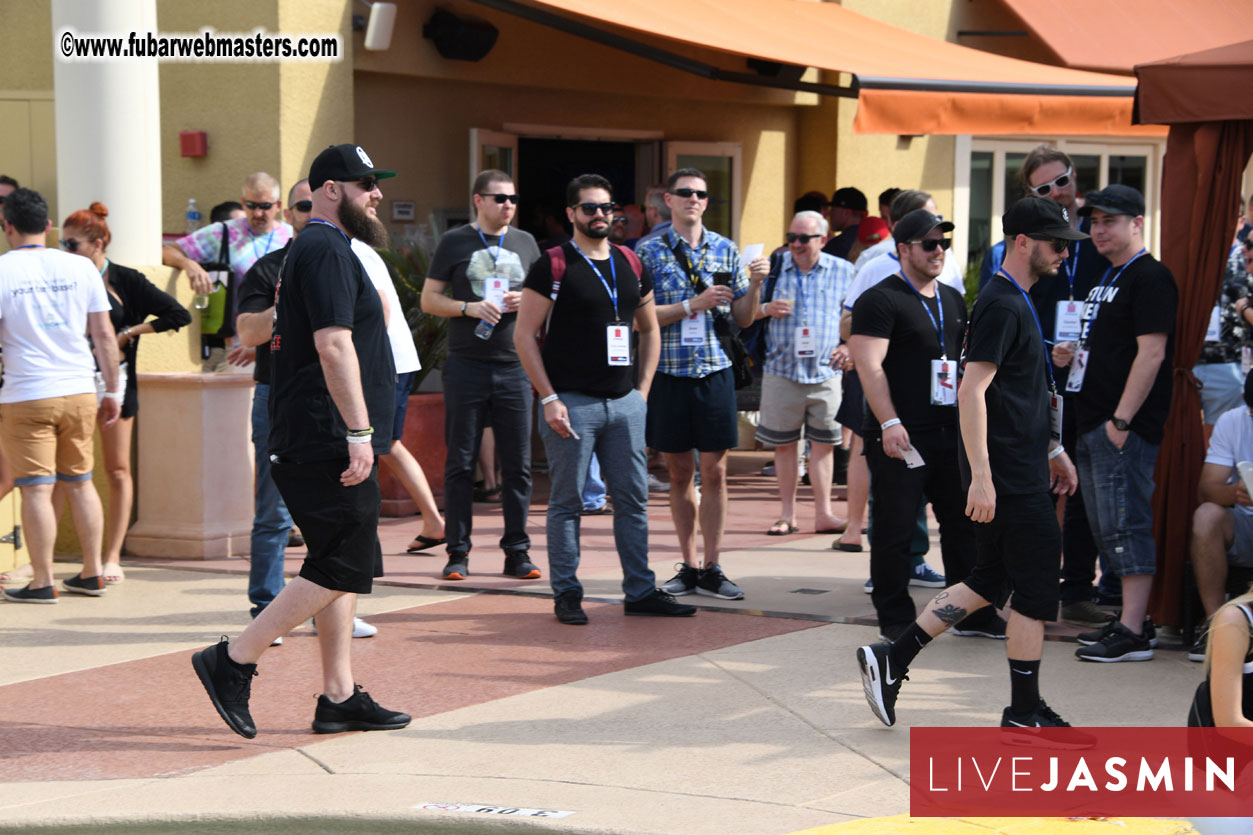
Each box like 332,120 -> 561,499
927,753 -> 1234,793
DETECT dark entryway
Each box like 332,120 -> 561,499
517,138 -> 637,246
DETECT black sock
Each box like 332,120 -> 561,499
888,623 -> 932,671
1008,659 -> 1041,715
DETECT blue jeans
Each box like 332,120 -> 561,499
250,384 -> 292,616
539,390 -> 655,602
1076,424 -> 1160,577
583,454 -> 607,511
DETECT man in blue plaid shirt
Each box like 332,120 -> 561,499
754,211 -> 852,536
636,168 -> 770,602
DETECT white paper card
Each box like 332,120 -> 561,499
1049,393 -> 1063,444
902,444 -> 925,469
1065,348 -> 1090,393
739,243 -> 764,270
1054,300 -> 1083,343
680,312 -> 704,345
1206,304 -> 1222,342
606,322 -> 631,366
930,359 -> 957,406
794,325 -> 816,357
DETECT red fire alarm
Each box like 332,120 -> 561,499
179,131 -> 208,158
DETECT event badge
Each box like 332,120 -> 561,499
1205,304 -> 1222,342
930,359 -> 957,406
680,311 -> 704,345
606,322 -> 631,366
794,326 -> 816,357
1054,301 -> 1083,343
1243,345 -> 1253,377
483,275 -> 508,310
1049,393 -> 1063,444
1065,348 -> 1090,393
901,444 -> 925,469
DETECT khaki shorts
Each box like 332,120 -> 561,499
0,393 -> 98,486
755,373 -> 841,447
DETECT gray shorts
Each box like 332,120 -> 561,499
1228,507 -> 1253,568
755,373 -> 841,447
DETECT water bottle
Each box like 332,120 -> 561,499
185,198 -> 201,234
474,319 -> 494,340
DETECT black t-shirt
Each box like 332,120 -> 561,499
1026,222 -> 1109,393
523,243 -> 653,399
851,274 -> 967,434
1074,253 -> 1177,443
237,242 -> 288,385
959,276 -> 1051,495
269,224 -> 395,461
822,224 -> 858,262
426,224 -> 541,363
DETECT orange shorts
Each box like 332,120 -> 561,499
0,393 -> 98,486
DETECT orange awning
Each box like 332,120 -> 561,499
996,0 -> 1246,74
473,0 -> 1165,136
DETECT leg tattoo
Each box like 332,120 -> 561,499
933,604 -> 967,626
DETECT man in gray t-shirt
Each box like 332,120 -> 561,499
422,169 -> 542,582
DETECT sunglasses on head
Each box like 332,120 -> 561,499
244,200 -> 276,211
59,238 -> 83,253
478,193 -> 519,205
785,233 -> 822,244
574,202 -> 616,217
908,238 -> 952,252
1028,235 -> 1071,254
292,200 -> 313,213
670,187 -> 708,200
1030,168 -> 1074,197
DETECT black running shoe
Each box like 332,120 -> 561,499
503,551 -> 541,579
1076,615 -> 1158,647
312,684 -> 411,734
442,553 -> 468,581
659,563 -> 699,597
1074,621 -> 1154,662
856,642 -> 906,727
623,589 -> 697,617
1001,701 -> 1095,750
191,637 -> 258,739
554,590 -> 588,625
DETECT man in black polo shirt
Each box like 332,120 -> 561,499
191,144 -> 409,739
857,197 -> 1083,730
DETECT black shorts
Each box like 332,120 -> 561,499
271,458 -> 383,594
963,491 -> 1060,622
645,367 -> 739,453
835,369 -> 863,438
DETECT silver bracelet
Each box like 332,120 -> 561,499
1048,445 -> 1065,460
540,393 -> 561,406
880,418 -> 902,431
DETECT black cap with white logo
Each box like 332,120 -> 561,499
309,144 -> 396,190
1003,196 -> 1089,241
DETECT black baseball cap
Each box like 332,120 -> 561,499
892,209 -> 954,244
309,144 -> 396,190
830,187 -> 867,212
1077,184 -> 1145,218
1003,196 -> 1089,241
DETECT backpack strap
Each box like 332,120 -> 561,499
612,242 -> 644,281
543,244 -> 568,334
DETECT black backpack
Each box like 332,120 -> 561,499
740,251 -> 783,368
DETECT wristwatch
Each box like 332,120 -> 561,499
1111,417 -> 1130,431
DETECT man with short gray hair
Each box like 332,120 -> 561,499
635,184 -> 671,248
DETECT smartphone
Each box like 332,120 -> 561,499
713,271 -> 732,287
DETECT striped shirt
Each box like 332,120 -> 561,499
764,252 -> 852,383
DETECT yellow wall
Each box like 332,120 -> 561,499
0,0 -> 57,241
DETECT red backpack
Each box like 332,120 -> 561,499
542,242 -> 643,333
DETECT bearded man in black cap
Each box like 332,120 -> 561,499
191,144 -> 410,739
856,197 -> 1084,732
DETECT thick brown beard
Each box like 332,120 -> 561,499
574,216 -> 610,240
339,198 -> 389,248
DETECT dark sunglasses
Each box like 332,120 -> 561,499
670,188 -> 708,200
339,177 -> 378,193
574,202 -> 616,217
1030,168 -> 1073,197
785,233 -> 822,244
244,200 -> 276,211
59,238 -> 83,253
908,238 -> 952,252
1028,235 -> 1071,254
478,193 -> 519,204
292,200 -> 313,213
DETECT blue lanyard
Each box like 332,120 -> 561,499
307,218 -> 350,246
888,252 -> 900,263
1080,248 -> 1146,348
250,228 -> 276,260
1062,239 -> 1081,300
899,274 -> 947,360
15,244 -> 43,249
475,225 -> 506,270
570,241 -> 620,320
998,269 -> 1056,393
789,258 -> 816,325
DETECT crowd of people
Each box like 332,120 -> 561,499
2,139 -> 1251,737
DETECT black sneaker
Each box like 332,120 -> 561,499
3,583 -> 58,604
856,642 -> 906,727
659,563 -> 698,596
1000,701 -> 1095,749
311,684 -> 410,734
442,553 -> 468,581
696,564 -> 744,600
623,589 -> 697,617
1187,628 -> 1208,663
951,614 -> 1008,640
1076,615 -> 1158,647
1074,620 -> 1154,662
554,590 -> 588,625
503,551 -> 541,580
62,574 -> 107,597
191,637 -> 258,739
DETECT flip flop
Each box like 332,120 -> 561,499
816,522 -> 849,534
833,542 -> 863,552
406,535 -> 446,553
766,520 -> 800,536
102,562 -> 126,584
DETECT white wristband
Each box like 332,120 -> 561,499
682,299 -> 693,317
880,418 -> 901,431
541,394 -> 560,406
102,390 -> 124,402
1048,445 -> 1065,460
346,433 -> 372,445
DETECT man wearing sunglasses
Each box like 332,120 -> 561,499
849,209 -> 1004,644
637,168 -> 770,602
821,187 -> 868,263
423,169 -> 542,584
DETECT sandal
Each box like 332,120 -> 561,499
766,520 -> 800,536
473,485 -> 503,503
406,535 -> 446,553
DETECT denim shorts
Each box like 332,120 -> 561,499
1075,424 -> 1160,576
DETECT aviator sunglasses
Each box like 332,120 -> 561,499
907,238 -> 952,252
1030,168 -> 1073,197
785,233 -> 822,244
477,193 -> 520,204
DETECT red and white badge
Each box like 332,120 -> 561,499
606,322 -> 630,366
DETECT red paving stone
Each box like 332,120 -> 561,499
5,591 -> 818,782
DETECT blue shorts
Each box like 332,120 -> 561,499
391,371 -> 416,442
645,368 -> 738,453
1075,424 -> 1160,576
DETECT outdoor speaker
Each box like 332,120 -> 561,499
364,2 -> 397,51
423,9 -> 499,62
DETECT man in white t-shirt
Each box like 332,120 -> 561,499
0,188 -> 120,604
1190,370 -> 1253,658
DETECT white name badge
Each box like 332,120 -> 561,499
483,275 -> 508,309
1243,346 -> 1253,377
930,359 -> 957,406
1049,393 -> 1063,444
1206,304 -> 1222,342
680,311 -> 704,345
606,322 -> 631,366
1065,348 -> 1090,393
794,325 -> 816,357
1055,301 -> 1083,343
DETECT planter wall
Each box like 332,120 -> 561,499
379,392 -> 446,517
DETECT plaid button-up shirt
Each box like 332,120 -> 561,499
764,252 -> 852,383
636,226 -> 748,378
